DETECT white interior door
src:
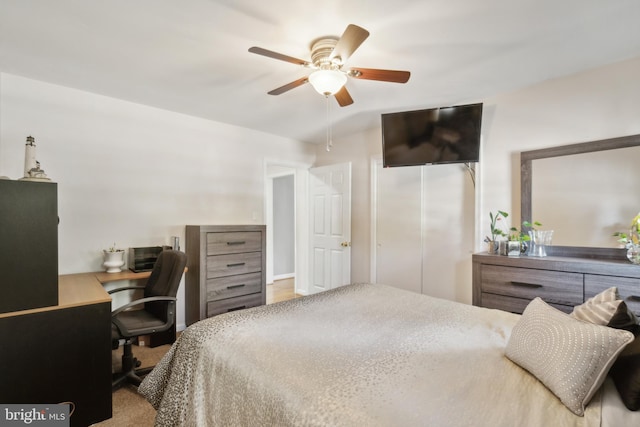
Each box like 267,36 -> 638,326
373,161 -> 423,293
309,163 -> 352,293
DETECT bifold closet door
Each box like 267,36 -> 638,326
374,164 -> 422,294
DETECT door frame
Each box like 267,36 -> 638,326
264,159 -> 311,296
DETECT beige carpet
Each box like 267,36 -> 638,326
94,343 -> 171,426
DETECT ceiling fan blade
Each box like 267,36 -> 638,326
267,77 -> 309,95
334,86 -> 354,107
348,67 -> 411,83
248,47 -> 311,67
329,24 -> 370,63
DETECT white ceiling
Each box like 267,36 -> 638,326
1,0 -> 640,145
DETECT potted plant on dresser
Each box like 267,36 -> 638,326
508,221 -> 541,256
613,212 -> 640,264
485,210 -> 508,253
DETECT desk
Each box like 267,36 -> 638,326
94,269 -> 153,284
0,273 -> 111,319
0,273 -> 112,426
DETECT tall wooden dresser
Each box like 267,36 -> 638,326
185,225 -> 266,326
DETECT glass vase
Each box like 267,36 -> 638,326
627,244 -> 640,265
528,230 -> 554,257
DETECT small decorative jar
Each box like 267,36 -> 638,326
103,249 -> 125,273
487,241 -> 501,254
507,241 -> 521,257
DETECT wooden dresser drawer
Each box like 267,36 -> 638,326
206,252 -> 262,278
206,272 -> 262,302
207,231 -> 262,255
482,292 -> 574,314
585,274 -> 640,317
481,265 -> 583,306
207,293 -> 263,317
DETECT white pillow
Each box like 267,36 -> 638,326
505,297 -> 634,416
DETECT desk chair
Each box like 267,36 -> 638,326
110,249 -> 187,389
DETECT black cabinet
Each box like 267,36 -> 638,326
0,275 -> 112,426
0,180 -> 58,313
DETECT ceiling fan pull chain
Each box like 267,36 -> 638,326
326,95 -> 333,151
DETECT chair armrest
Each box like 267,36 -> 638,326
111,296 -> 177,317
107,285 -> 146,295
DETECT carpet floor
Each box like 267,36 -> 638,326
94,343 -> 169,426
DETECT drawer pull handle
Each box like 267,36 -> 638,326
227,305 -> 246,312
227,284 -> 246,290
227,262 -> 246,267
227,241 -> 246,245
628,295 -> 640,301
511,281 -> 543,288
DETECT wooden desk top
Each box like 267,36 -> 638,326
0,268 -> 184,319
94,269 -> 152,283
0,273 -> 112,319
95,268 -> 186,284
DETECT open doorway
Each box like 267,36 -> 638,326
265,164 -> 298,303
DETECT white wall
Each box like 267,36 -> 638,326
0,72 -> 316,330
317,55 -> 640,305
272,174 -> 295,276
479,56 -> 640,250
3,54 -> 639,320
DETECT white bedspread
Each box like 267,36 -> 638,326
139,283 -> 606,426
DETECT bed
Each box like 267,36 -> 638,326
139,283 -> 639,426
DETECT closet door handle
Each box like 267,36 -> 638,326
227,262 -> 246,268
510,281 -> 542,288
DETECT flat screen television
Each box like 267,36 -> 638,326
381,103 -> 483,167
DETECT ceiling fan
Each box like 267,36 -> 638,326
248,24 -> 411,107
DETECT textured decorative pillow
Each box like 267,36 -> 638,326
505,297 -> 634,416
571,286 -> 638,330
570,286 -> 620,325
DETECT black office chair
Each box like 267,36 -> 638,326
110,249 -> 187,389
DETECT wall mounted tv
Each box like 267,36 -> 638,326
381,102 -> 483,167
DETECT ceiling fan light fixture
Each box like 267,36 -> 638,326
308,69 -> 347,95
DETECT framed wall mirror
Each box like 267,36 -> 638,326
521,133 -> 640,258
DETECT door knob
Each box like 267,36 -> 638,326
341,241 -> 351,247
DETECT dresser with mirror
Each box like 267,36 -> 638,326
473,133 -> 640,316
